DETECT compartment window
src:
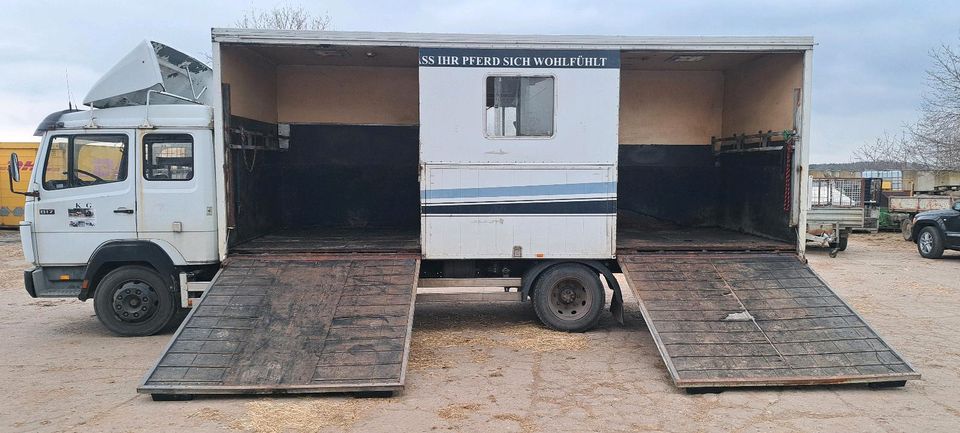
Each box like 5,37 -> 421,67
144,134 -> 194,181
42,134 -> 128,190
485,76 -> 555,137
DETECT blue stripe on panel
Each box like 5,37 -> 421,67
422,181 -> 615,201
422,199 -> 617,215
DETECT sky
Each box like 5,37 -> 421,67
2,0 -> 959,163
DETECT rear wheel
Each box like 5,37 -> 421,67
532,264 -> 604,332
93,266 -> 178,336
901,219 -> 914,241
837,235 -> 849,251
917,226 -> 945,259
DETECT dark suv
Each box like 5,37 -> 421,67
912,201 -> 960,258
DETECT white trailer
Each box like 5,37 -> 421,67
11,31 -> 918,397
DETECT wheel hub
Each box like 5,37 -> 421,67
559,287 -> 577,304
549,278 -> 593,321
112,281 -> 158,323
919,232 -> 933,253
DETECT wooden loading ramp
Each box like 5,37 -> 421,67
618,252 -> 920,390
139,255 -> 419,399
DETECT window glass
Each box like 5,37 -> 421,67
485,76 -> 555,137
41,134 -> 127,190
74,136 -> 127,184
42,137 -> 69,190
144,134 -> 194,181
863,170 -> 902,191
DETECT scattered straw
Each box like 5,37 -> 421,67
231,398 -> 378,433
493,413 -> 538,433
498,323 -> 589,353
408,321 -> 588,370
436,403 -> 482,421
408,328 -> 496,370
188,407 -> 227,422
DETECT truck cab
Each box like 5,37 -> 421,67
10,42 -> 219,336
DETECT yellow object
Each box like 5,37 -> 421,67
881,180 -> 892,190
0,142 -> 39,227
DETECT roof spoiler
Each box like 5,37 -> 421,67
82,41 -> 212,109
34,109 -> 81,136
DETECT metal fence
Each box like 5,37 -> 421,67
810,178 -> 864,207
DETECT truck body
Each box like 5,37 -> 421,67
890,194 -> 958,213
17,32 -> 815,331
889,186 -> 960,240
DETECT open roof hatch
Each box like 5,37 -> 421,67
83,41 -> 212,109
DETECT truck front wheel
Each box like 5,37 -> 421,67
532,264 -> 605,332
93,266 -> 178,336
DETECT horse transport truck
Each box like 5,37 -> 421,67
9,30 -> 918,398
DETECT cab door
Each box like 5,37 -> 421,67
137,130 -> 218,263
33,131 -> 137,264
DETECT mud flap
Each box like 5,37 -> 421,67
610,288 -> 624,325
599,268 -> 624,325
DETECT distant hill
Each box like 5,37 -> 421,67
810,161 -> 931,171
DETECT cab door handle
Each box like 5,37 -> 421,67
113,208 -> 134,214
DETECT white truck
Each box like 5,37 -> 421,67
10,31 -> 918,397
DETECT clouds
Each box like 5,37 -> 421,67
2,0 -> 958,161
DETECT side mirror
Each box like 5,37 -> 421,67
7,152 -> 37,198
8,152 -> 20,183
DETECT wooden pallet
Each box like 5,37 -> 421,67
139,255 -> 419,397
618,252 -> 920,389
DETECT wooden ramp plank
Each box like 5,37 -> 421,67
618,252 -> 920,388
139,255 -> 419,396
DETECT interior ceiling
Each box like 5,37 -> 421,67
239,44 -> 779,71
246,44 -> 419,67
621,51 -> 766,71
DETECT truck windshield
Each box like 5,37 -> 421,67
42,134 -> 128,190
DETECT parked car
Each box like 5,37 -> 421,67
912,202 -> 960,258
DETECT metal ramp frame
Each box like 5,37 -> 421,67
618,252 -> 920,389
139,254 -> 419,397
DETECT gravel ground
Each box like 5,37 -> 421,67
0,231 -> 957,433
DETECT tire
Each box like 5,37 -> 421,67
837,235 -> 848,251
916,226 -> 945,259
901,219 -> 914,241
93,265 -> 178,336
532,264 -> 605,332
